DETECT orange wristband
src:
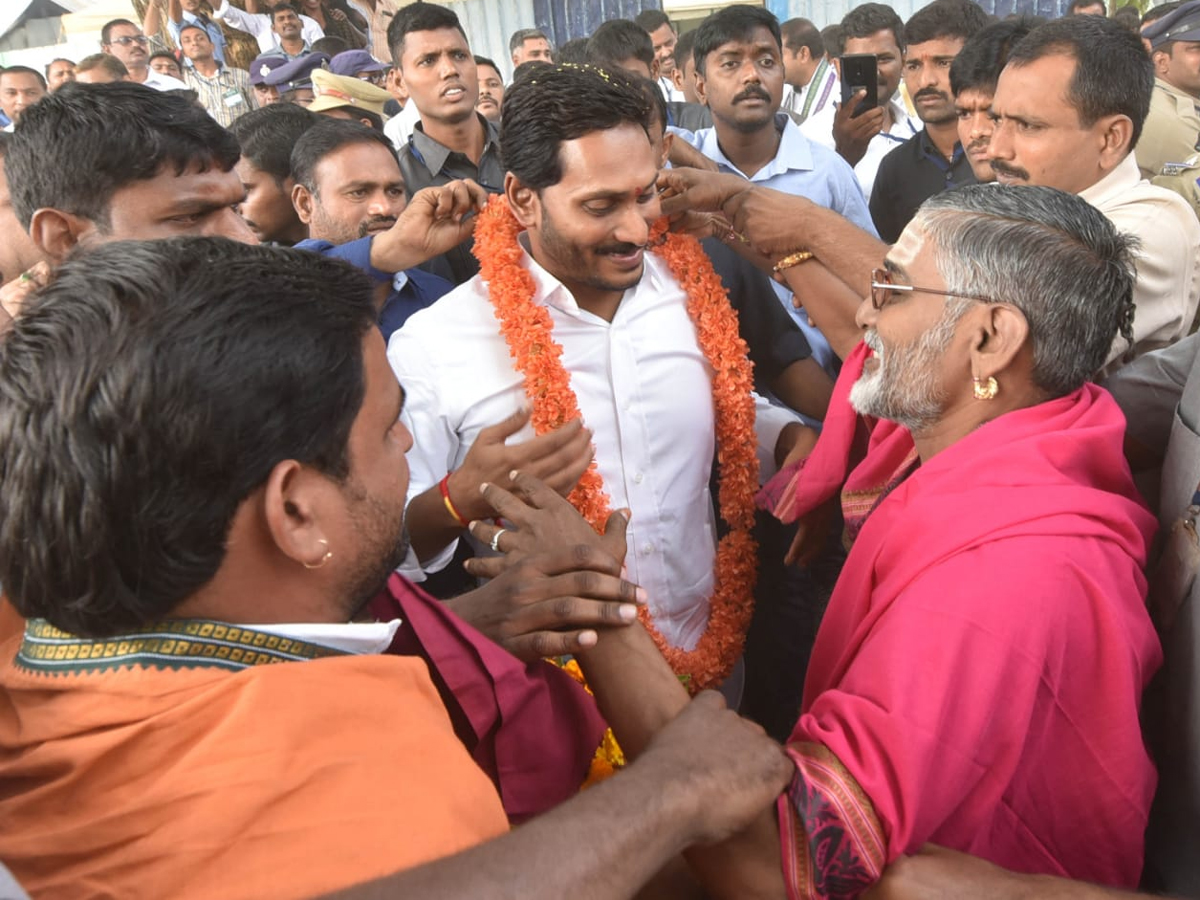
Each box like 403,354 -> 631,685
438,474 -> 470,528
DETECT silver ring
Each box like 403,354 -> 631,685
489,528 -> 507,553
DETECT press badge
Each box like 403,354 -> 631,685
223,88 -> 244,108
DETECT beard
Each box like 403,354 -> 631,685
537,201 -> 646,299
849,307 -> 962,433
334,484 -> 410,622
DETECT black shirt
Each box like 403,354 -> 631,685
398,114 -> 505,285
869,127 -> 977,243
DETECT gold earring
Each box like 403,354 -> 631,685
302,538 -> 332,570
973,375 -> 999,401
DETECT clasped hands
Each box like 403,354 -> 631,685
445,469 -> 647,662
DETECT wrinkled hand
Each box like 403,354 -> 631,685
464,470 -> 630,579
448,519 -> 646,662
723,187 -> 818,260
370,178 -> 488,273
447,408 -> 594,523
0,260 -> 51,324
657,168 -> 753,221
864,845 -> 1037,900
832,92 -> 885,167
641,691 -> 793,846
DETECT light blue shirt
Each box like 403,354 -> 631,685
169,10 -> 227,65
682,115 -> 878,374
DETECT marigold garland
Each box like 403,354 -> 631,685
473,195 -> 759,692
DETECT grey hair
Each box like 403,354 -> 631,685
913,184 -> 1138,396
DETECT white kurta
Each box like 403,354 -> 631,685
388,240 -> 796,649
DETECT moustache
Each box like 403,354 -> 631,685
733,86 -> 772,104
914,88 -> 949,102
357,215 -> 397,238
597,242 -> 644,257
988,159 -> 1030,181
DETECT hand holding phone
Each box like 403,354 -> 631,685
839,54 -> 879,118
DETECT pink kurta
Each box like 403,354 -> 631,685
771,345 -> 1161,893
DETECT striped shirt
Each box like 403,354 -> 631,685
183,64 -> 257,128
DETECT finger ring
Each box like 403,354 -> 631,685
489,528 -> 507,553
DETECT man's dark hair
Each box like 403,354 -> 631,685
100,18 -> 138,45
230,102 -> 319,184
949,16 -> 1038,96
474,54 -> 501,74
693,6 -> 782,75
630,72 -> 668,136
634,9 -> 672,33
500,63 -> 651,191
1142,1 -> 1181,26
513,59 -> 552,81
509,27 -> 548,54
781,18 -> 823,58
388,3 -> 467,64
269,2 -> 300,24
557,37 -> 590,64
904,0 -> 991,47
311,35 -> 350,56
6,82 -> 239,230
44,57 -> 75,77
76,53 -> 128,79
291,117 -> 397,193
0,65 -> 47,90
1067,0 -> 1106,12
149,50 -> 182,69
841,3 -> 905,52
0,237 -> 377,637
673,29 -> 697,70
821,23 -> 845,57
1007,15 -> 1152,147
587,19 -> 655,71
1113,4 -> 1142,30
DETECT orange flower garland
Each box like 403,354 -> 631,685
473,195 -> 759,691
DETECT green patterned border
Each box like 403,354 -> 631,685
16,618 -> 347,675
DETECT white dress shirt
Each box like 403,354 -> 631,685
138,69 -> 189,92
212,0 -> 325,55
1080,152 -> 1200,370
255,619 -> 402,654
801,94 -> 920,201
388,240 -> 797,650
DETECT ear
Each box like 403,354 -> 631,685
660,130 -> 675,169
292,182 -> 316,224
651,58 -> 661,80
694,68 -> 708,105
968,303 -> 1029,384
261,458 -> 336,568
1151,48 -> 1170,78
672,65 -> 685,91
27,207 -> 95,263
1095,113 -> 1134,169
504,171 -> 540,230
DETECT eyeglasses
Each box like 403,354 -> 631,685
109,35 -> 150,46
869,267 -> 997,311
359,72 -> 386,85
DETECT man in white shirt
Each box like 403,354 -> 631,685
989,14 -> 1200,367
213,0 -> 324,57
391,64 -> 805,653
100,19 -> 188,91
779,17 -> 839,128
801,3 -> 920,200
634,9 -> 685,102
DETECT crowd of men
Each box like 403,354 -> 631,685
1,0 -> 1200,898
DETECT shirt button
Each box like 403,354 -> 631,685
633,473 -> 644,484
641,542 -> 654,555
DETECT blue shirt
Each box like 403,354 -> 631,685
683,114 -> 878,374
169,11 -> 227,65
294,236 -> 454,340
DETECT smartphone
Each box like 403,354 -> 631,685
839,54 -> 879,118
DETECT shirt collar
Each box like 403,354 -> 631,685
411,115 -> 500,175
1077,152 -> 1141,206
917,127 -> 964,163
699,113 -> 813,179
1154,76 -> 1200,116
254,618 -> 403,655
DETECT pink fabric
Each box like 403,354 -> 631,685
370,575 -> 606,824
781,345 -> 1163,887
